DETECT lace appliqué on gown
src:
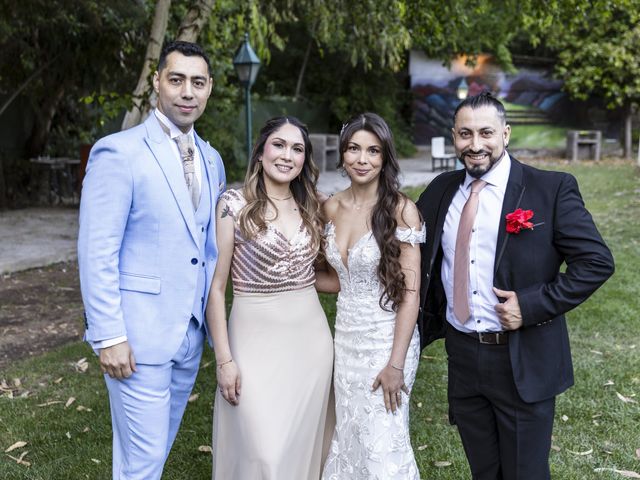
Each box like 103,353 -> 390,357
321,222 -> 426,480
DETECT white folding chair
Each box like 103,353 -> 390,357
431,136 -> 457,171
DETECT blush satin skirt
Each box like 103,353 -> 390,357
212,286 -> 335,479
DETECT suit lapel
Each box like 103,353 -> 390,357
144,115 -> 199,245
431,171 -> 465,269
494,158 -> 525,274
195,133 -> 217,205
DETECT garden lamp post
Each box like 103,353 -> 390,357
233,33 -> 261,165
457,77 -> 468,100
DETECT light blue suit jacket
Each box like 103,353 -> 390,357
78,114 -> 225,364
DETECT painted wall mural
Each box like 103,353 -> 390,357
409,51 -> 617,146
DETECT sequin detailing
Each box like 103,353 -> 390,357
321,221 -> 426,480
220,189 -> 317,294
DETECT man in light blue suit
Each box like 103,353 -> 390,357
78,41 -> 225,479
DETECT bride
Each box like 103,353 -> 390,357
317,112 -> 424,479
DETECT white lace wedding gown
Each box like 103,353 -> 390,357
321,222 -> 425,480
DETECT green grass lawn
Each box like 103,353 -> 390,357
2,161 -> 639,479
509,124 -> 568,149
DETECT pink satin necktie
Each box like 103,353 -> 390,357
453,179 -> 487,322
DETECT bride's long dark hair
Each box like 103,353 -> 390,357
339,113 -> 409,312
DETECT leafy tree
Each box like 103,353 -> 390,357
0,0 -> 148,207
525,0 -> 640,159
0,0 -> 148,157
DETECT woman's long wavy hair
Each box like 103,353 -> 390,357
339,112 -> 408,312
239,116 -> 322,252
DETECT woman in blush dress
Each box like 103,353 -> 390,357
206,116 -> 334,479
318,113 -> 425,480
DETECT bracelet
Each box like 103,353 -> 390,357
390,363 -> 404,372
217,358 -> 233,369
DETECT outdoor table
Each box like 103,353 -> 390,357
29,156 -> 81,204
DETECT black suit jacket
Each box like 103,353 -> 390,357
416,158 -> 614,402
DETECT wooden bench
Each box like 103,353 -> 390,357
310,134 -> 339,172
566,130 -> 602,162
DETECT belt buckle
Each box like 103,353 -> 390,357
478,332 -> 500,345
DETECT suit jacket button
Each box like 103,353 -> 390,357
191,258 -> 198,265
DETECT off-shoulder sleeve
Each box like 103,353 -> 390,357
395,223 -> 426,246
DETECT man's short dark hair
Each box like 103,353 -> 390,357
454,91 -> 507,124
158,40 -> 212,77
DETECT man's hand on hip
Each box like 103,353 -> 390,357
493,287 -> 523,331
99,341 -> 137,379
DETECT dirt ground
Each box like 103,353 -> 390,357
0,261 -> 83,371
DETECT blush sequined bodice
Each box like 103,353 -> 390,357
221,189 -> 317,294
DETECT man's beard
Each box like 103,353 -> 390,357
460,149 -> 505,178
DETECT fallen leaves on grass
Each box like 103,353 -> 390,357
615,392 -> 637,404
434,461 -> 452,467
65,397 -> 76,408
73,358 -> 89,373
188,393 -> 199,403
5,441 -> 27,453
417,444 -> 428,451
37,400 -> 63,407
198,445 -> 212,453
566,448 -> 593,456
0,378 -> 29,398
561,414 -> 569,422
603,380 -> 615,387
6,450 -> 31,467
594,468 -> 640,478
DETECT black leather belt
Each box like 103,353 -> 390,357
463,331 -> 509,345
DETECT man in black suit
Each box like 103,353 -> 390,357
416,92 -> 614,479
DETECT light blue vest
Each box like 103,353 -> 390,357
190,155 -> 211,327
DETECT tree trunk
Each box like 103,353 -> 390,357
176,0 -> 216,42
294,38 -> 313,100
120,0 -> 171,131
624,103 -> 632,161
0,56 -> 57,120
26,83 -> 66,159
0,158 -> 6,210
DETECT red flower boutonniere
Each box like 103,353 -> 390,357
505,208 -> 540,234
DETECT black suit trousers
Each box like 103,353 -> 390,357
445,327 -> 555,480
